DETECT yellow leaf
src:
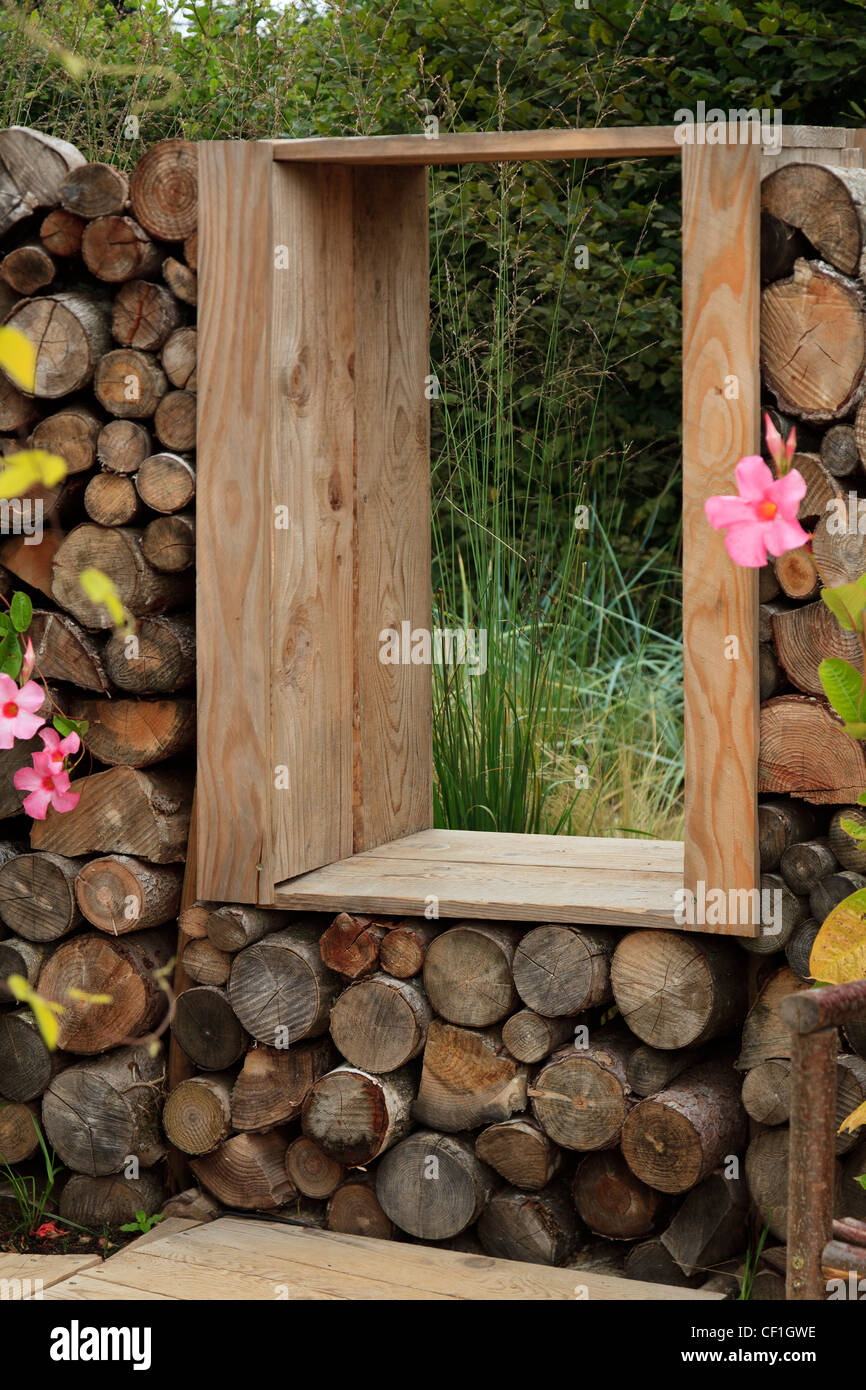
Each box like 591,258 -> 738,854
840,1098 -> 866,1136
0,449 -> 67,499
0,325 -> 36,393
4,973 -> 64,1051
79,567 -> 127,628
810,888 -> 866,984
67,987 -> 112,1004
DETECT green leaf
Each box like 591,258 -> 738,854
10,592 -> 31,634
840,818 -> 866,842
858,792 -> 866,806
0,631 -> 22,681
857,1174 -> 866,1192
843,723 -> 866,739
821,576 -> 866,633
819,658 -> 866,724
0,614 -> 10,634
53,714 -> 88,738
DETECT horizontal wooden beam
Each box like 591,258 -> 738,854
272,127 -> 679,164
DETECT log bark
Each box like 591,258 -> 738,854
31,404 -> 102,474
773,546 -> 820,601
327,1173 -> 394,1240
761,163 -> 866,278
163,1072 -> 233,1155
93,348 -> 167,418
60,161 -> 129,218
97,419 -> 152,474
573,1149 -> 665,1241
285,1136 -> 344,1200
759,797 -> 820,871
227,925 -> 342,1047
376,1130 -> 495,1240
620,1060 -> 748,1195
0,1007 -> 68,1102
30,766 -> 192,862
103,613 -> 195,693
530,1028 -> 637,1151
84,471 -> 144,526
141,513 -> 195,573
230,1038 -> 335,1131
329,972 -> 432,1073
761,260 -> 866,422
42,1043 -> 165,1175
38,927 -> 172,1052
28,610 -> 110,692
626,1044 -> 707,1099
0,127 -> 85,237
474,1117 -> 561,1191
181,938 -> 231,986
129,138 -> 198,242
736,966 -> 810,1070
67,694 -> 195,768
60,1171 -> 166,1229
4,292 -> 110,397
174,985 -> 248,1071
822,425 -> 861,478
611,930 -> 747,1049
512,923 -> 615,1016
780,837 -> 838,896
0,1099 -> 40,1162
190,1131 -> 294,1211
206,904 -> 288,952
39,208 -> 85,259
301,1063 -> 415,1164
153,390 -> 196,452
770,600 -> 862,697
81,214 -> 163,283
660,1170 -> 750,1276
52,524 -> 192,628
135,452 -> 195,513
378,920 -> 438,978
829,806 -> 866,872
414,1019 -> 528,1131
423,922 -> 520,1026
501,1009 -> 577,1064
786,917 -> 821,982
161,326 -> 196,391
1,242 -> 55,295
75,854 -> 183,934
759,695 -> 866,804
162,256 -> 197,305
477,1184 -> 576,1266
318,912 -> 387,979
0,850 -> 87,942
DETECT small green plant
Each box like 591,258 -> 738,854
738,1221 -> 771,1301
118,1210 -> 165,1235
0,1113 -> 63,1235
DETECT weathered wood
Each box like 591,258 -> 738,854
812,506 -> 866,587
318,912 -> 388,979
0,1099 -> 40,1162
512,923 -> 615,1016
624,1239 -> 703,1289
822,424 -> 861,478
759,642 -> 786,701
742,1059 -> 792,1125
414,1019 -> 528,1131
83,471 -> 144,527
780,838 -> 839,895
478,1185 -> 576,1266
75,855 -> 183,934
626,1044 -> 707,1099
177,901 -> 211,941
163,1073 -> 233,1155
228,925 -> 340,1046
475,1117 -> 561,1191
60,1172 -> 166,1229
38,928 -> 172,1052
0,1008 -> 67,1102
738,871 -> 805,955
230,1037 -> 335,1131
327,1173 -> 394,1241
30,766 -> 192,863
0,372 -> 37,430
39,208 -> 85,259
135,452 -> 195,513
42,1043 -> 165,1175
161,326 -> 196,390
31,404 -> 102,474
97,419 -> 152,474
786,917 -> 821,982
184,230 -> 198,270
1,241 -> 55,295
423,923 -> 520,1026
771,600 -> 862,697
573,1151 -> 665,1241
760,210 -> 809,282
28,610 -> 109,692
68,695 -> 195,768
301,1063 -> 414,1164
811,870 -> 866,925
611,930 -> 747,1049
0,936 -> 53,997
501,1009 -> 577,1064
682,138 -> 760,914
378,920 -> 437,978
829,806 -> 866,872
162,256 -> 197,305
60,160 -> 128,218
129,138 -> 198,242
0,850 -> 86,942
52,524 -> 191,628
190,1131 -> 294,1211
181,936 -> 231,986
329,972 -> 432,1073
376,1130 -> 495,1240
0,127 -> 85,237
762,260 -> 866,421
736,966 -> 810,1069
173,985 -> 249,1071
81,215 -> 163,282
141,513 -> 195,573
773,546 -> 819,604
660,1170 -> 750,1275
530,1029 -> 637,1152
206,905 -> 288,953
4,293 -> 110,397
759,797 -> 819,871
160,1186 -> 221,1223
620,1060 -> 748,1195
761,162 -> 866,277
111,278 -> 183,352
94,348 -> 167,418
759,695 -> 866,804
789,1031 -> 840,1280
103,613 -> 195,694
285,1136 -> 344,1199
154,390 -> 196,452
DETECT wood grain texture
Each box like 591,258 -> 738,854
273,128 -> 680,165
267,164 -> 355,885
682,139 -> 761,927
353,167 -> 432,852
196,142 -> 272,902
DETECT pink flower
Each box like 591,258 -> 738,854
0,674 -> 45,749
704,455 -> 809,568
33,726 -> 80,777
13,755 -> 80,820
764,411 -> 797,471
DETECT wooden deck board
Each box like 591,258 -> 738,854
0,1251 -> 99,1296
42,1217 -> 723,1301
274,828 -> 686,927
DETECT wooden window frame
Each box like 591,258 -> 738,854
195,124 -> 851,932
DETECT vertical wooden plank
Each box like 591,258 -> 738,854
266,165 -> 356,889
682,138 -> 761,930
197,143 -> 273,902
353,168 -> 433,851
166,790 -> 198,1191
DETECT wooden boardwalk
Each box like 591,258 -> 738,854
2,1217 -> 724,1301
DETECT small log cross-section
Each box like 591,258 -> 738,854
620,1060 -> 748,1195
173,985 -> 249,1071
38,928 -> 173,1053
163,1073 -> 233,1155
761,260 -> 866,422
205,904 -> 288,952
328,973 -> 432,1073
319,912 -> 388,979
572,1150 -> 666,1241
413,1020 -> 529,1131
75,855 -> 183,934
761,163 -> 866,277
475,1117 -> 562,1191
376,1130 -> 496,1241
230,1039 -> 335,1131
190,1131 -> 294,1211
286,1136 -> 344,1199
30,766 -> 192,862
301,1064 -> 415,1164
52,525 -> 192,628
512,923 -> 615,1016
228,925 -> 340,1046
60,1173 -> 166,1230
0,850 -> 86,941
501,1009 -> 577,1064
611,931 -> 748,1049
69,697 -> 195,769
379,920 -> 438,978
477,1185 -> 577,1267
41,1043 -> 166,1176
423,923 -> 520,1026
760,696 -> 866,805
0,1008 -> 67,1102
530,1028 -> 637,1151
